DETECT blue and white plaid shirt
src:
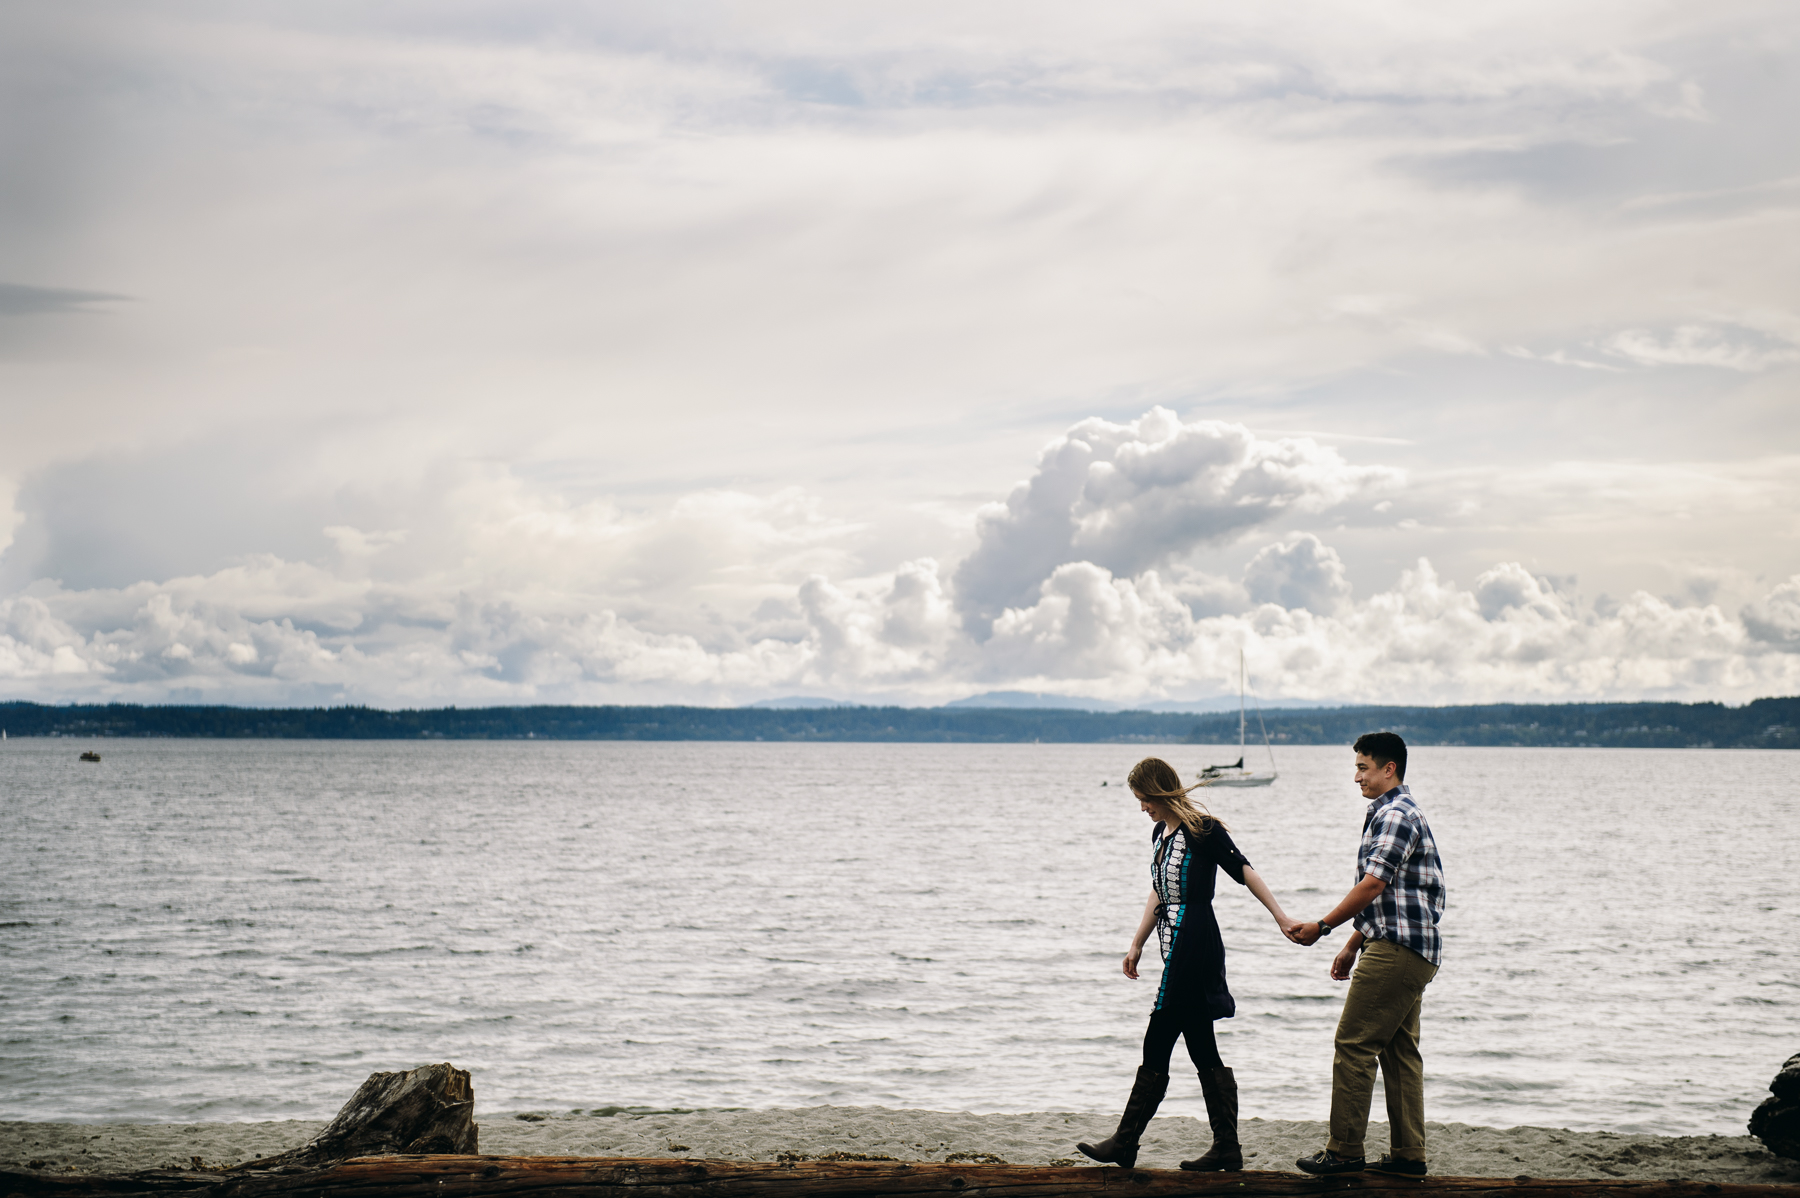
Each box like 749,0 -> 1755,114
1354,785 -> 1446,965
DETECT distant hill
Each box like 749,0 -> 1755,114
745,696 -> 863,709
1139,697 -> 1341,714
940,691 -> 1346,714
0,697 -> 1795,747
941,690 -> 1124,710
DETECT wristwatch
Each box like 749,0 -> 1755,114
1317,918 -> 1334,936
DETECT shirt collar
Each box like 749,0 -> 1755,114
1367,784 -> 1410,813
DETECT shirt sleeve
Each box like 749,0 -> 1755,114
1202,822 -> 1252,885
1361,807 -> 1420,884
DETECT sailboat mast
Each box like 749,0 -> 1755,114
1238,650 -> 1246,756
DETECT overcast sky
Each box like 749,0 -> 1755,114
2,1 -> 1798,709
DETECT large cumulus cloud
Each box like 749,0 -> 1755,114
953,409 -> 1398,634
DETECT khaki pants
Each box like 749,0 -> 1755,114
1326,938 -> 1439,1161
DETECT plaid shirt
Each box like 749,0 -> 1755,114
1354,785 -> 1446,965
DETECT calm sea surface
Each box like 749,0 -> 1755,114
1,739 -> 1796,1135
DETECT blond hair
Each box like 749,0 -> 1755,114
1126,756 -> 1225,836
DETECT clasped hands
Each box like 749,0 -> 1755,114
1279,918 -> 1324,946
1277,916 -> 1360,980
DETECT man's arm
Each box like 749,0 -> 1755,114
1293,874 -> 1385,946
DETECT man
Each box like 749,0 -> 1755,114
1289,731 -> 1446,1177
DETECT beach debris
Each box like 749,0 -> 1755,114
235,1062 -> 477,1169
1749,1051 -> 1800,1160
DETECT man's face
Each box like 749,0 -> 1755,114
1354,753 -> 1398,799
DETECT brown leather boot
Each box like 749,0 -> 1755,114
1076,1067 -> 1169,1168
1179,1066 -> 1243,1171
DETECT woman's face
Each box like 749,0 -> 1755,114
1134,790 -> 1173,827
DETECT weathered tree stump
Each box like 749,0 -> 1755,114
238,1062 -> 476,1169
1750,1052 -> 1800,1161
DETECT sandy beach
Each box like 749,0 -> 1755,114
5,1108 -> 1797,1184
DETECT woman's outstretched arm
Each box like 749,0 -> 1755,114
1122,889 -> 1158,979
1241,866 -> 1304,941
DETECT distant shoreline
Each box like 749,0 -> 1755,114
1,697 -> 1796,747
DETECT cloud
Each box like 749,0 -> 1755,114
1603,323 -> 1800,372
0,282 -> 128,316
969,558 -> 1800,705
6,0 -> 1795,487
5,513 -> 1800,707
1243,534 -> 1353,615
954,410 -> 1398,635
983,563 -> 1193,682
1472,561 -> 1570,622
4,401 -> 1798,709
1742,577 -> 1800,649
0,463 -> 873,703
0,465 -> 947,705
794,560 -> 959,686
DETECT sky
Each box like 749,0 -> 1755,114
1,0 -> 1798,709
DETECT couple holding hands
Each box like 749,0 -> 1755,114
1075,733 -> 1447,1177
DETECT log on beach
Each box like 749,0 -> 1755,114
4,1156 -> 1800,1198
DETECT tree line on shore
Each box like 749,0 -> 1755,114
1,696 -> 1796,747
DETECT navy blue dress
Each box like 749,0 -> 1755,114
1151,820 -> 1252,1018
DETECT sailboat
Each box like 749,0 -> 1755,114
1198,651 -> 1278,787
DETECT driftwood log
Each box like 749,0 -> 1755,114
3,1157 -> 1799,1198
240,1062 -> 477,1169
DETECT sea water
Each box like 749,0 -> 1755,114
0,738 -> 1795,1135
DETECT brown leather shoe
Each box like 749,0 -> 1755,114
1179,1066 -> 1242,1171
1076,1067 -> 1169,1168
1297,1149 -> 1366,1175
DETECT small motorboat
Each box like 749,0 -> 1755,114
79,750 -> 102,762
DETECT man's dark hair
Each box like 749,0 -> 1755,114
1353,731 -> 1408,782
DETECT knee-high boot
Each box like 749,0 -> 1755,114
1076,1067 -> 1168,1168
1179,1066 -> 1243,1171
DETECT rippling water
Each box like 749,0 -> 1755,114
1,738 -> 1795,1134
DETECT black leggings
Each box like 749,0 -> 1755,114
1142,1007 -> 1224,1072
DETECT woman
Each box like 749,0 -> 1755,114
1076,757 -> 1299,1171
